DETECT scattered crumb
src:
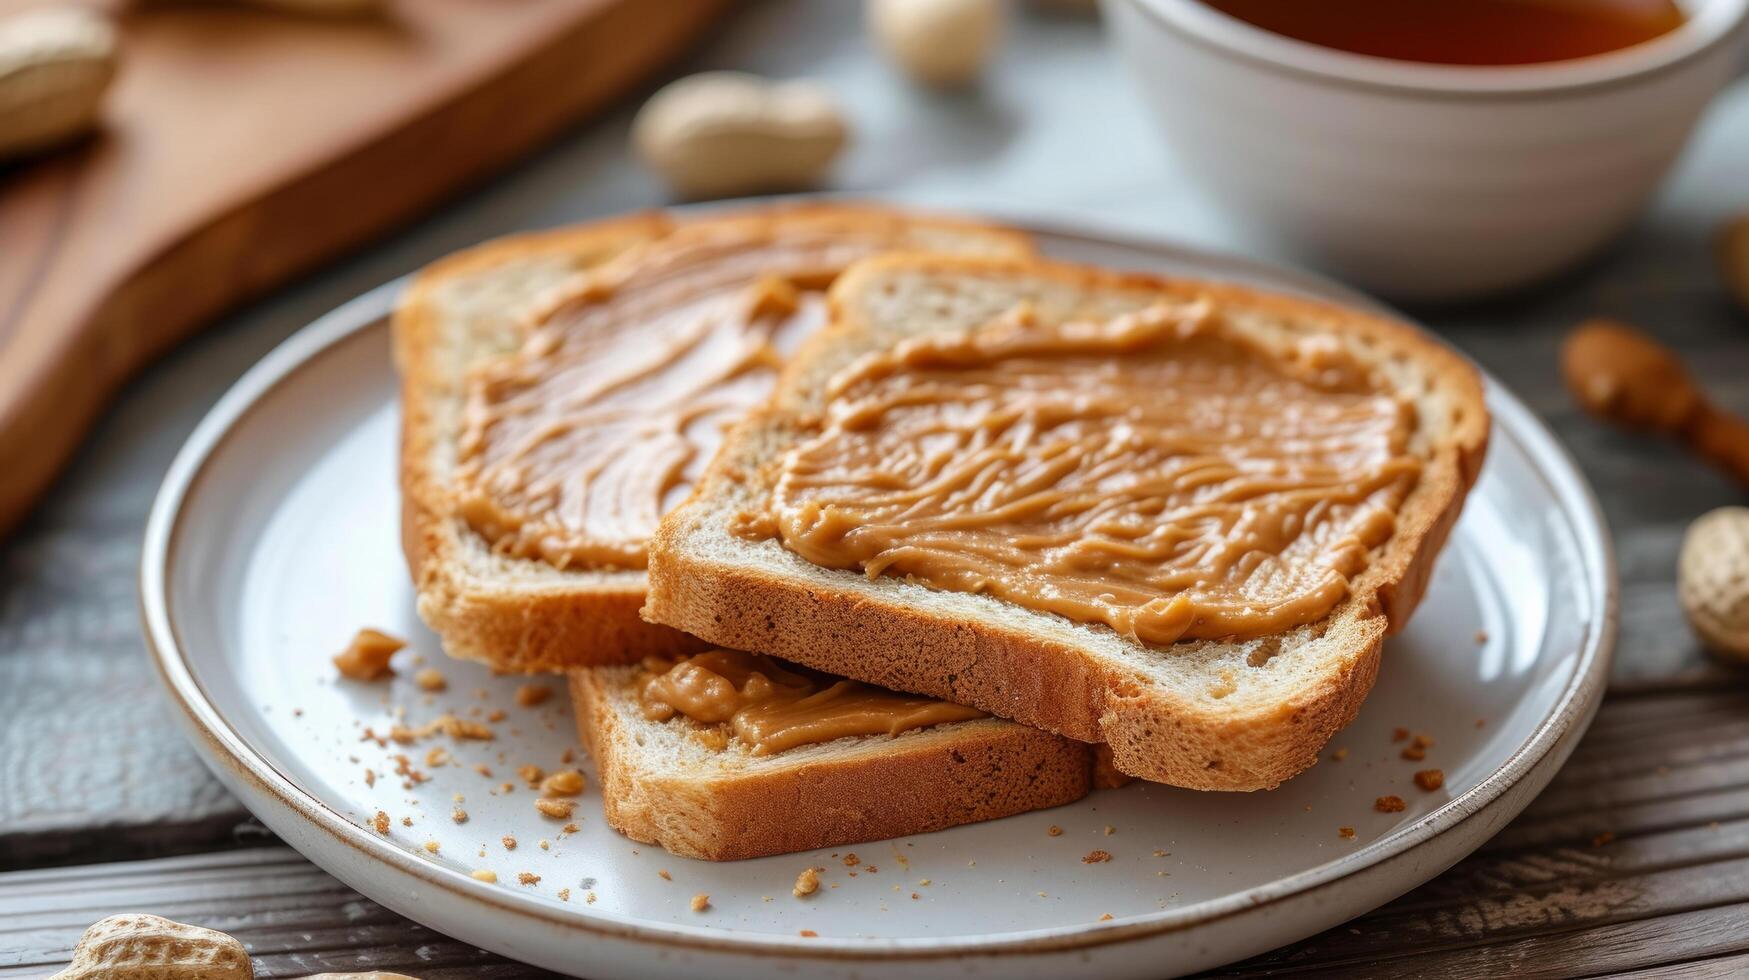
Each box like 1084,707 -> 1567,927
1412,733 -> 1434,749
333,628 -> 404,681
1103,825 -> 1115,836
1047,825 -> 1063,837
502,835 -> 517,851
541,770 -> 586,796
910,892 -> 919,900
423,840 -> 440,853
415,668 -> 448,692
587,892 -> 597,904
474,764 -> 493,777
794,867 -> 821,898
518,765 -> 545,785
517,683 -> 553,707
1099,913 -> 1113,921
1082,850 -> 1112,864
1475,629 -> 1488,644
472,869 -> 497,883
691,893 -> 710,912
1593,831 -> 1616,848
1391,727 -> 1409,743
400,816 -> 413,828
1375,796 -> 1407,813
372,810 -> 390,835
865,866 -> 877,874
1339,827 -> 1356,839
364,769 -> 376,787
425,747 -> 450,767
487,708 -> 508,723
1476,718 -> 1487,729
518,872 -> 541,886
558,888 -> 571,902
1414,769 -> 1445,791
536,798 -> 576,819
1401,745 -> 1427,761
843,853 -> 861,867
1152,849 -> 1168,857
539,839 -> 551,851
658,869 -> 672,881
561,823 -> 580,836
799,929 -> 817,938
561,748 -> 576,764
919,878 -> 931,886
452,809 -> 469,824
1331,747 -> 1349,762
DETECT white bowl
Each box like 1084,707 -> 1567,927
1104,0 -> 1749,301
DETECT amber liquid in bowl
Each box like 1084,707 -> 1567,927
1198,0 -> 1687,65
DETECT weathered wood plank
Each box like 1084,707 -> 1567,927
0,848 -> 564,978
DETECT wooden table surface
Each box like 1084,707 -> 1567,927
3,3 -> 1747,977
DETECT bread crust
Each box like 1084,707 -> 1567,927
569,670 -> 1093,861
396,214 -> 699,672
397,207 -> 1032,673
644,254 -> 1490,790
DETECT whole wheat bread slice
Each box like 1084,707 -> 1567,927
397,205 -> 1031,673
569,661 -> 1093,860
645,255 -> 1490,791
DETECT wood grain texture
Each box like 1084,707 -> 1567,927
0,0 -> 730,540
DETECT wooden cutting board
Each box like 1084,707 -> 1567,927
0,0 -> 729,539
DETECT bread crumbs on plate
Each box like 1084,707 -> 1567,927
1339,827 -> 1356,839
414,668 -> 447,692
1391,727 -> 1410,742
1375,795 -> 1407,813
502,835 -> 517,850
658,869 -> 672,881
794,867 -> 821,897
1083,850 -> 1112,864
1593,831 -> 1616,847
558,888 -> 571,901
372,810 -> 390,834
518,872 -> 540,885
1047,825 -> 1063,837
1330,746 -> 1349,762
843,853 -> 860,867
452,809 -> 468,824
1099,913 -> 1113,921
799,929 -> 817,938
536,798 -> 575,819
691,893 -> 710,912
1414,769 -> 1445,791
472,869 -> 497,883
516,683 -> 553,707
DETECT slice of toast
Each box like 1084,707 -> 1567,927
645,255 -> 1490,791
397,205 -> 1031,673
569,657 -> 1093,861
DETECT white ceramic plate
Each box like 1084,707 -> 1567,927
141,216 -> 1616,979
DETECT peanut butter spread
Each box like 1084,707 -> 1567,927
746,302 -> 1424,646
637,649 -> 986,756
454,223 -> 984,570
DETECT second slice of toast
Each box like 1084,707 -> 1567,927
570,655 -> 1092,860
645,255 -> 1490,791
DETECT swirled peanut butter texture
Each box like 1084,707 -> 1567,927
453,223 -> 972,570
638,648 -> 987,755
748,303 -> 1424,646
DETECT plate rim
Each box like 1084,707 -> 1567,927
138,212 -> 1619,963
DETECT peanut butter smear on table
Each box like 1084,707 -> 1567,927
638,649 -> 987,756
742,302 -> 1424,646
452,223 -> 982,570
